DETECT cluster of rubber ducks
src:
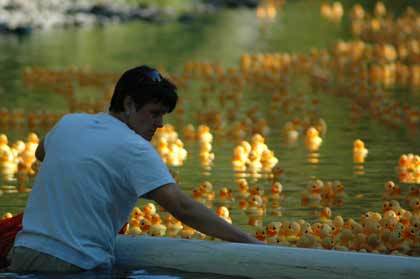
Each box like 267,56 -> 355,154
232,134 -> 278,175
256,0 -> 285,23
118,177 -> 420,257
320,2 -> 343,23
22,66 -> 117,91
301,179 -> 347,208
310,40 -> 419,132
382,180 -> 420,212
349,2 -> 418,50
151,124 -> 187,167
282,117 -> 327,145
0,107 -> 63,130
398,154 -> 420,184
22,67 -> 117,114
123,196 -> 232,239
0,133 -> 39,194
255,202 -> 420,256
324,38 -> 418,88
191,181 -> 217,208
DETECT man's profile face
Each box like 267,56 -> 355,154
129,102 -> 169,141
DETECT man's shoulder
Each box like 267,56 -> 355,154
58,112 -> 91,123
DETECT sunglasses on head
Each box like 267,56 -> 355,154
141,70 -> 163,83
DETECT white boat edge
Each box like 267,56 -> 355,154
115,235 -> 420,279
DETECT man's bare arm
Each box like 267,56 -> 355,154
145,183 -> 262,244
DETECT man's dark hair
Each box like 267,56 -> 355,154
109,65 -> 178,113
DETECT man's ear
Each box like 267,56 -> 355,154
123,96 -> 135,114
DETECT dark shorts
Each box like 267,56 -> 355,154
7,246 -> 84,273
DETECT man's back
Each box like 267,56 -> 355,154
14,113 -> 173,269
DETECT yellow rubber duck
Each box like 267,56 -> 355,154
319,207 -> 332,224
265,222 -> 281,244
166,218 -> 183,238
139,217 -> 151,234
199,181 -> 216,202
216,206 -> 232,224
285,221 -> 301,243
321,237 -> 335,250
183,124 -> 196,140
236,178 -> 250,199
179,225 -> 197,240
219,187 -> 235,206
127,218 -> 143,236
143,203 -> 157,220
149,223 -> 167,237
353,139 -> 368,163
270,181 -> 283,202
1,212 -> 13,219
255,227 -> 266,243
131,207 -> 144,220
245,194 -> 265,226
304,127 -> 322,152
1,152 -> 17,183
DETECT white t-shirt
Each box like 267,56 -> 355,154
14,113 -> 175,269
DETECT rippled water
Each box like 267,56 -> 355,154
0,2 -> 419,279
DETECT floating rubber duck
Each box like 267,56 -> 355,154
321,236 -> 335,250
192,187 -> 206,204
304,127 -> 322,152
131,207 -> 144,220
127,218 -> 143,236
383,181 -> 401,200
179,225 -> 197,240
255,227 -> 266,243
183,124 -> 196,140
319,207 -> 332,224
139,217 -> 151,234
409,198 -> 420,216
1,212 -> 13,220
245,194 -> 265,226
270,181 -> 283,201
260,149 -> 278,172
353,139 -> 368,163
17,161 -> 30,193
0,134 -> 11,156
247,150 -> 262,173
236,178 -> 250,199
149,222 -> 167,237
1,152 -> 17,186
301,180 -> 323,208
199,181 -> 216,202
219,187 -> 235,207
165,215 -> 183,238
406,186 -> 419,205
216,206 -> 232,224
265,221 -> 282,244
271,164 -> 284,181
143,203 -> 157,220
285,221 -> 301,243
282,121 -> 299,144
11,140 -> 25,158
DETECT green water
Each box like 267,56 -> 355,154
0,2 -> 419,278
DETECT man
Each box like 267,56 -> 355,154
8,65 -> 261,273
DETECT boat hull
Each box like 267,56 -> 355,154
115,235 -> 420,279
